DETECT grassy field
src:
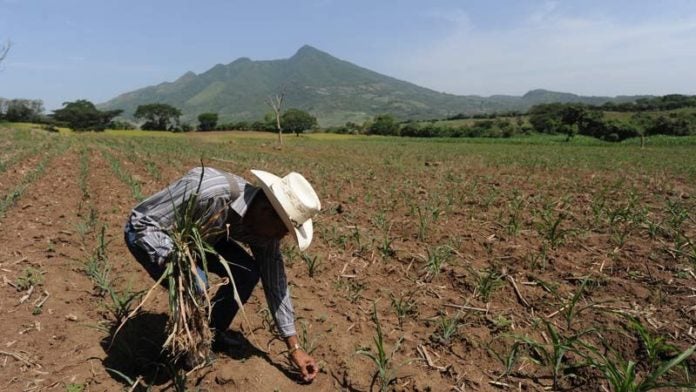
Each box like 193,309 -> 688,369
0,123 -> 694,391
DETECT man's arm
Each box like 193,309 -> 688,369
252,240 -> 318,382
252,240 -> 296,337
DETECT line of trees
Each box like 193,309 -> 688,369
599,94 -> 696,112
0,84 -> 384,136
121,102 -> 317,134
528,103 -> 696,143
0,96 -> 318,135
326,97 -> 696,141
327,114 -> 531,138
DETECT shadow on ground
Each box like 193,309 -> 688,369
100,312 -> 173,387
214,330 -> 305,383
100,314 -> 305,388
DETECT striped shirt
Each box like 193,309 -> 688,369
126,167 -> 296,337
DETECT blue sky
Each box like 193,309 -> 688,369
1,0 -> 695,111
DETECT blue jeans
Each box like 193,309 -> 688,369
124,225 -> 260,334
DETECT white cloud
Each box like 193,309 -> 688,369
386,5 -> 696,96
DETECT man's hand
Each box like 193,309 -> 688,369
290,349 -> 318,382
285,335 -> 318,382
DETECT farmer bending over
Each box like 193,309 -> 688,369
123,167 -> 321,382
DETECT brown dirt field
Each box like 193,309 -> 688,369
0,129 -> 695,391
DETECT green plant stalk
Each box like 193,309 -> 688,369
357,304 -> 403,392
302,254 -> 321,277
585,342 -> 696,391
564,278 -> 589,329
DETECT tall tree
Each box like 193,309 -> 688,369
52,99 -> 122,131
630,113 -> 651,148
368,114 -> 398,135
134,103 -> 182,131
3,99 -> 44,122
559,104 -> 586,141
265,92 -> 285,145
197,112 -> 218,131
282,109 -> 317,136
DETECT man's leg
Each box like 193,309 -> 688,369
207,239 -> 260,334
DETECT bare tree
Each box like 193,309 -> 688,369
265,91 -> 285,145
0,41 -> 10,65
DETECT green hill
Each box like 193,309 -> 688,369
100,45 -> 648,127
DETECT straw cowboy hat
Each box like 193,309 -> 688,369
250,170 -> 321,251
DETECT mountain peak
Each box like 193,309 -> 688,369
292,45 -> 331,59
522,89 -> 555,98
231,56 -> 251,64
175,71 -> 197,83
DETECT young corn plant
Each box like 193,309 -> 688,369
563,278 -> 590,330
350,226 -> 368,256
372,211 -> 388,232
372,211 -> 396,259
506,190 -> 525,237
607,194 -> 644,248
664,200 -> 692,259
430,311 -> 461,346
322,224 -> 349,251
106,283 -> 143,325
665,199 -> 689,235
16,266 -> 44,291
414,205 -> 430,241
423,245 -> 452,281
302,253 -> 321,278
492,341 -> 523,378
357,304 -> 403,392
377,235 -> 396,259
586,341 -> 696,391
473,267 -> 505,302
536,203 -> 573,250
510,321 -> 596,390
85,239 -> 111,296
645,216 -> 664,240
630,318 -> 679,369
343,279 -> 365,304
82,226 -> 143,324
390,292 -> 418,328
590,189 -> 608,230
298,320 -> 318,355
481,188 -> 499,210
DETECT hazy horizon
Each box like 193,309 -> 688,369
1,0 -> 695,111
